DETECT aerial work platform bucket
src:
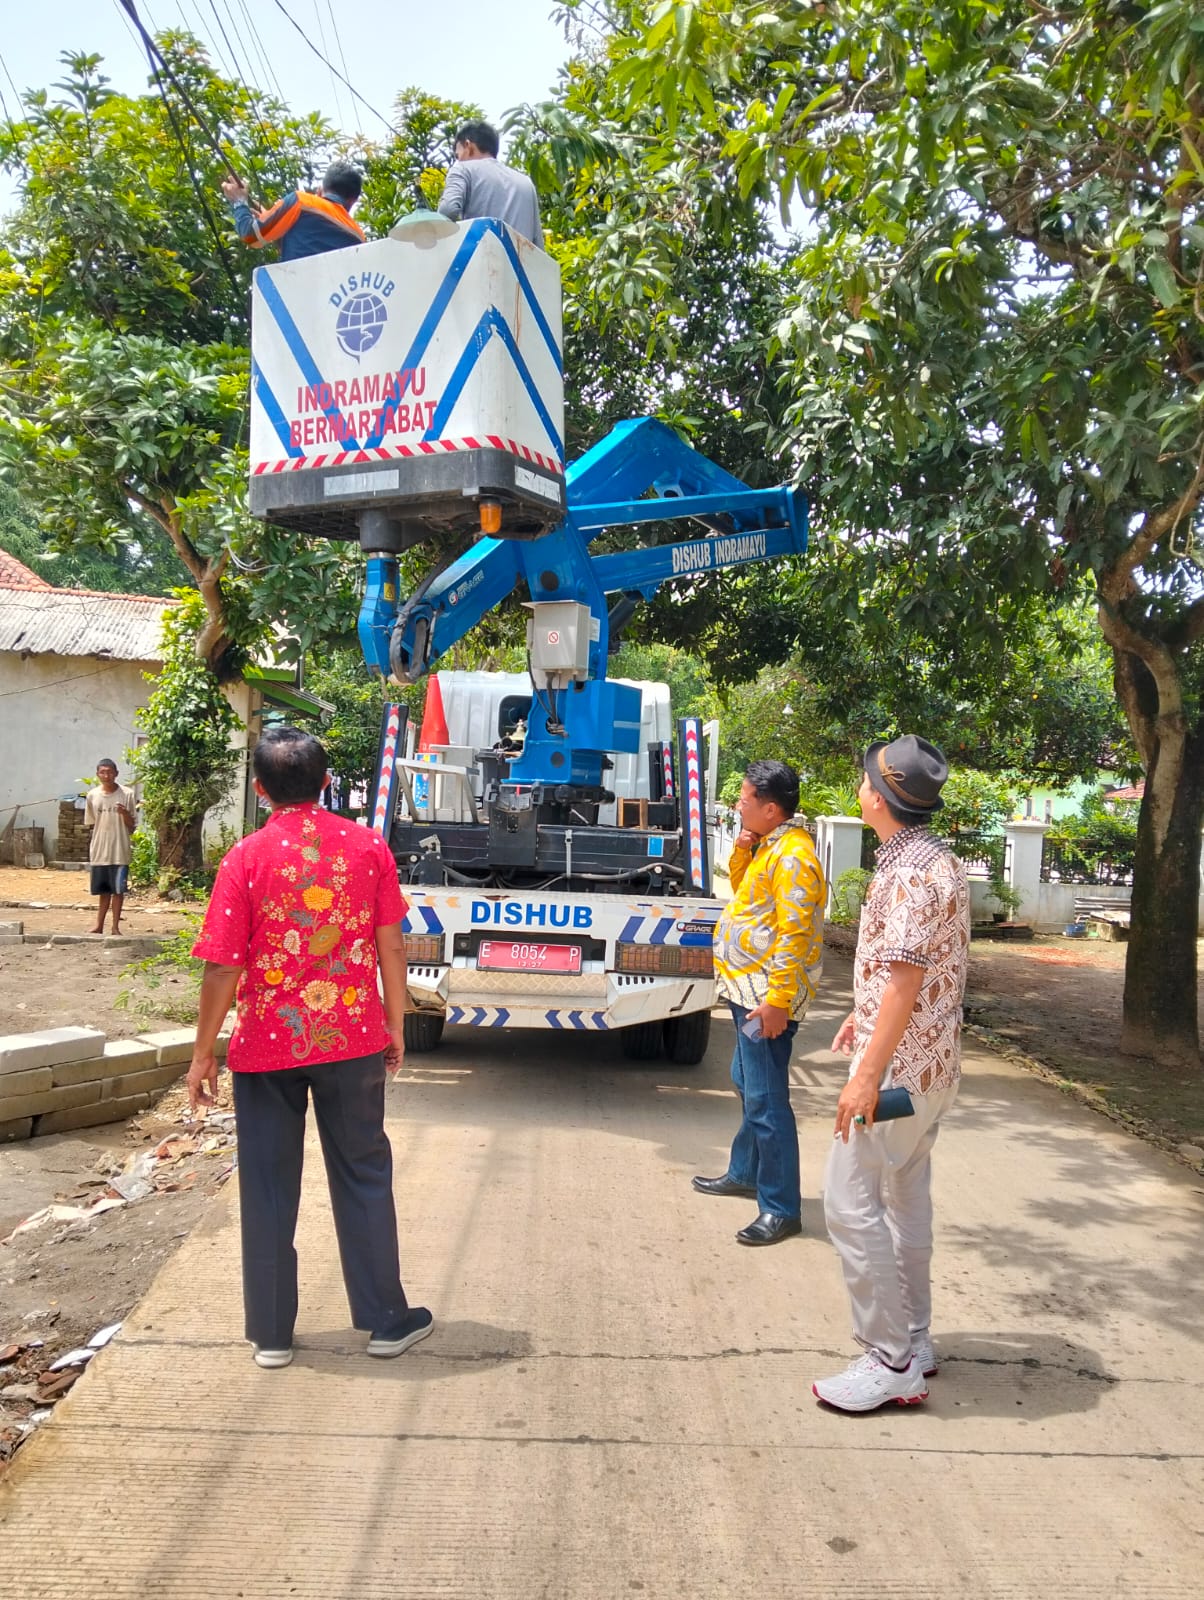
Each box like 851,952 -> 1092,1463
247,217 -> 565,549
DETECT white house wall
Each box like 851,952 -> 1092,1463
0,651 -> 152,858
1,652 -> 258,862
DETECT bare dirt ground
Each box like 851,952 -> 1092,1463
965,936 -> 1204,1153
0,866 -> 225,1472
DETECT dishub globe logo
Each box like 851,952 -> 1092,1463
329,271 -> 396,361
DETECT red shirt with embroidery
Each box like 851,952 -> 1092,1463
193,803 -> 406,1072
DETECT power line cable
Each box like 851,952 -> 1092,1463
267,0 -> 396,134
0,52 -> 26,158
230,0 -> 289,107
324,0 -> 361,136
310,0 -> 349,132
116,0 -> 242,174
114,0 -> 244,292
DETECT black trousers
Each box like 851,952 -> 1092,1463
231,1052 -> 409,1348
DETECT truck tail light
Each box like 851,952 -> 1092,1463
404,934 -> 445,964
615,942 -> 713,977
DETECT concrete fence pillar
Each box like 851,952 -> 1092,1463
814,815 -> 867,916
1003,820 -> 1050,923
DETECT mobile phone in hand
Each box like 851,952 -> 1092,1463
741,1016 -> 764,1041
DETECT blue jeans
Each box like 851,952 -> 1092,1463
725,1003 -> 801,1219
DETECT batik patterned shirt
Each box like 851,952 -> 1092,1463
853,825 -> 970,1095
713,823 -> 826,1019
193,804 -> 406,1072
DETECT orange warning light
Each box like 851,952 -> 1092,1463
479,499 -> 503,535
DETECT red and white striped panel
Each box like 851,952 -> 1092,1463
371,704 -> 404,836
661,743 -> 675,798
253,436 -> 565,476
683,720 -> 705,889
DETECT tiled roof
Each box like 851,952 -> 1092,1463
0,549 -> 53,589
0,583 -> 174,662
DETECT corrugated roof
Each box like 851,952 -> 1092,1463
0,549 -> 53,589
0,586 -> 174,661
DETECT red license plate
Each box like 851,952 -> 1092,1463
477,940 -> 582,974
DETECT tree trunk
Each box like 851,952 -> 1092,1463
1121,731 -> 1204,1066
156,816 -> 206,878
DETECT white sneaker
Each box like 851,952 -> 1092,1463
913,1335 -> 938,1377
812,1352 -> 928,1412
252,1346 -> 294,1369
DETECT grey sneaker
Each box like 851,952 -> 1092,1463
367,1306 -> 434,1358
913,1336 -> 938,1377
252,1346 -> 294,1370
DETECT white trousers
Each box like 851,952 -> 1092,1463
823,1080 -> 959,1367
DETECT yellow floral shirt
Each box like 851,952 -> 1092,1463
193,803 -> 406,1071
713,823 -> 826,1019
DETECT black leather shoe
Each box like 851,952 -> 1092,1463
736,1211 -> 802,1246
692,1174 -> 757,1198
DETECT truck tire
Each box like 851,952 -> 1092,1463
663,1009 -> 711,1066
403,1010 -> 445,1053
620,1020 -> 665,1061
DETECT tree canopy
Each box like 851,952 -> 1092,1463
545,0 -> 1204,1061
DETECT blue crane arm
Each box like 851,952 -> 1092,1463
365,417 -> 809,684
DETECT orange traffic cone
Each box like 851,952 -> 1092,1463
418,672 -> 449,751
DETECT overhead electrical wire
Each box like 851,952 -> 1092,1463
310,0 -> 349,133
0,52 -> 26,158
324,0 -> 362,137
268,0 -> 396,135
229,0 -> 289,108
114,0 -> 244,292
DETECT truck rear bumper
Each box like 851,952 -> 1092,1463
406,967 -> 713,1030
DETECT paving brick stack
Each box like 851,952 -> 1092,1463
56,800 -> 92,863
0,1026 -> 225,1140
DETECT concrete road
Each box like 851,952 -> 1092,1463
2,952 -> 1202,1598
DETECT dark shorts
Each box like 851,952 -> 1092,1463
91,864 -> 129,896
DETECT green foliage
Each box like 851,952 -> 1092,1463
306,647 -> 399,797
127,828 -> 160,891
588,0 -> 1204,1048
133,591 -> 243,869
830,866 -> 873,926
115,913 -> 203,1026
1047,788 -> 1140,883
0,45 -> 364,672
355,88 -> 484,235
608,641 -> 719,724
930,769 -> 1014,877
985,880 -> 1024,921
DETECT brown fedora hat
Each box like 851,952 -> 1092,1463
864,735 -> 949,813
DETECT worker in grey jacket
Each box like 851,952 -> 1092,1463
438,121 -> 544,248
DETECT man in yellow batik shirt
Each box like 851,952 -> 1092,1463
693,760 -> 826,1245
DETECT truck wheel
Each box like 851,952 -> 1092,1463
620,1020 -> 665,1061
663,1009 -> 711,1066
403,1010 -> 445,1053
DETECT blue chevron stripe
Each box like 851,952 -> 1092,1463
649,918 -> 675,945
257,271 -> 360,450
592,1012 -> 608,1030
251,358 -> 301,458
617,915 -> 643,943
546,1010 -> 563,1029
423,307 -> 562,459
363,219 -> 560,450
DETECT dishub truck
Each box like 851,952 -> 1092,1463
247,212 -> 808,1062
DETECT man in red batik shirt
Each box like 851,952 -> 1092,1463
188,725 -> 432,1370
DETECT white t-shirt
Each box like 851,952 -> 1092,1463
84,784 -> 135,866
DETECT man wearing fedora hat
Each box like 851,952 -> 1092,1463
812,735 -> 970,1413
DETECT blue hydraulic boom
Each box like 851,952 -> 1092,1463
357,417 -> 808,791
